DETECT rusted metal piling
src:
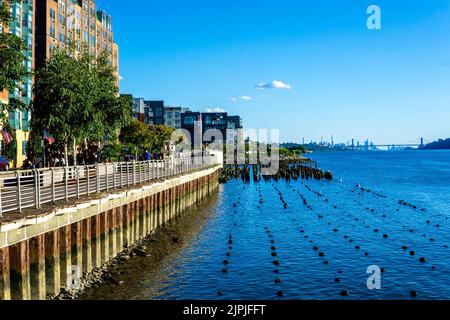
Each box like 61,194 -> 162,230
0,167 -> 220,300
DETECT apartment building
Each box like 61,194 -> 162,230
164,106 -> 189,129
35,0 -> 119,84
144,100 -> 165,125
0,0 -> 35,167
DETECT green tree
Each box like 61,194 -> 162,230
119,120 -> 175,158
119,119 -> 153,151
148,125 -> 174,154
31,46 -> 132,165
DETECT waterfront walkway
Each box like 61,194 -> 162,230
0,157 -> 218,218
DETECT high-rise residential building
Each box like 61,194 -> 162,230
1,1 -> 119,168
144,100 -> 165,125
202,113 -> 243,144
132,97 -> 145,123
201,112 -> 228,144
226,115 -> 242,130
225,115 -> 243,145
164,106 -> 189,129
180,111 -> 242,145
181,111 -> 202,143
0,0 -> 35,168
35,0 -> 119,85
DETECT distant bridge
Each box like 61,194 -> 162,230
346,138 -> 430,150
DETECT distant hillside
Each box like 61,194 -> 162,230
421,138 -> 450,150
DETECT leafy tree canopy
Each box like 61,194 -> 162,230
31,46 -> 132,156
119,119 -> 175,154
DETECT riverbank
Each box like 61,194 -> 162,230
77,189 -> 220,300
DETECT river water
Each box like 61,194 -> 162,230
81,150 -> 450,300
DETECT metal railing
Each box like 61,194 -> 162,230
0,156 -> 219,217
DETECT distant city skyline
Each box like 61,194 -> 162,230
98,0 -> 450,144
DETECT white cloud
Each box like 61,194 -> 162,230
204,107 -> 226,113
119,75 -> 124,81
255,80 -> 292,90
230,96 -> 252,102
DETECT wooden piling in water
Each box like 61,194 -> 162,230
59,225 -> 71,289
91,215 -> 102,269
10,240 -> 31,300
100,211 -> 110,264
109,208 -> 117,258
29,235 -> 46,300
71,222 -> 82,275
0,247 -> 11,300
45,230 -> 60,296
82,218 -> 92,273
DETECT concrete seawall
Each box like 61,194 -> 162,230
0,166 -> 220,300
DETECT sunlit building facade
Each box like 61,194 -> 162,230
0,0 -> 35,167
35,0 -> 119,84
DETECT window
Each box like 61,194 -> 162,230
183,116 -> 196,125
49,26 -> 56,38
22,112 -> 30,132
58,14 -> 65,25
22,141 -> 28,155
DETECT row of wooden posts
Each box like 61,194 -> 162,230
219,159 -> 333,183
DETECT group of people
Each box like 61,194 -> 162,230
144,150 -> 164,161
22,145 -> 167,170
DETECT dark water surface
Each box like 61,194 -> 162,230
81,151 -> 450,300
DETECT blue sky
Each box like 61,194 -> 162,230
98,0 -> 450,144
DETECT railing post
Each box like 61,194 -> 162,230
105,163 -> 109,192
127,162 -> 131,186
120,163 -> 124,188
15,172 -> 22,213
156,161 -> 159,180
50,168 -> 56,204
113,163 -> 117,189
164,159 -> 165,176
34,170 -> 39,209
96,164 -> 100,193
133,161 -> 136,185
86,166 -> 90,196
164,159 -> 167,177
35,170 -> 41,209
64,167 -> 69,202
76,166 -> 80,199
